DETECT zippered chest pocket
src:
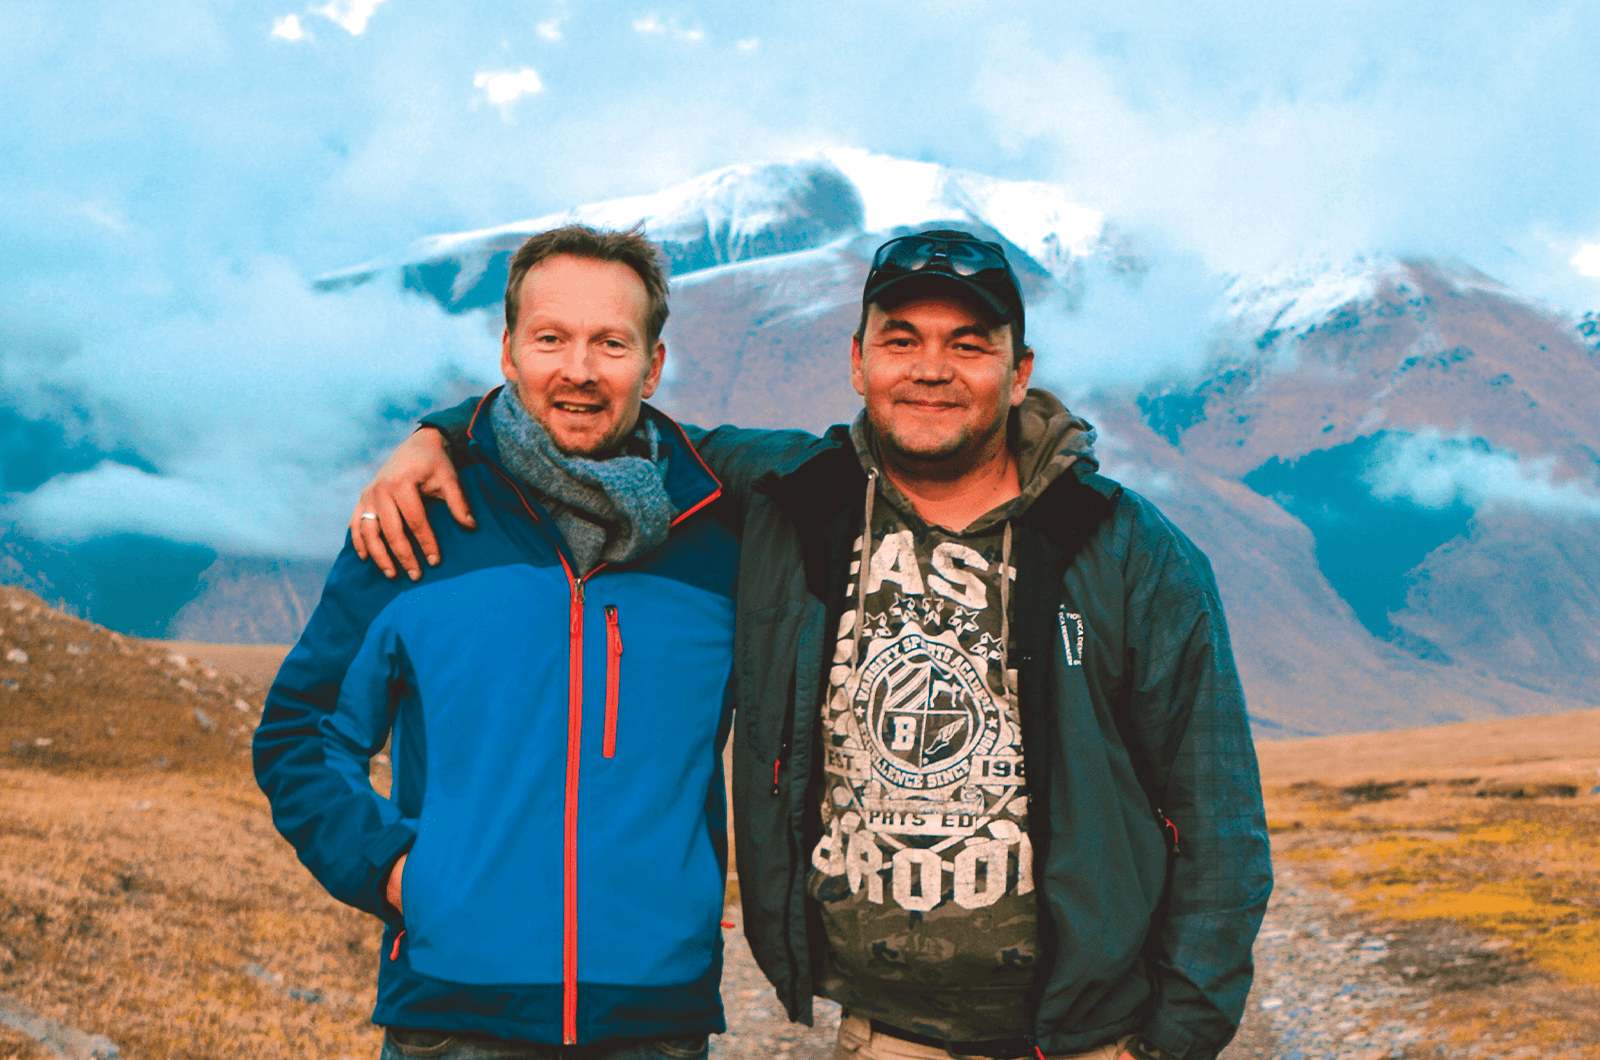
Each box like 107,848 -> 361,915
603,605 -> 623,759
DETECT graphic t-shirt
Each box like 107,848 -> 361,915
808,497 -> 1038,1040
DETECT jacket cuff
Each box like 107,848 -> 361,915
418,394 -> 482,467
361,820 -> 417,925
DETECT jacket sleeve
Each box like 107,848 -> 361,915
1121,497 -> 1272,1060
681,424 -> 827,523
253,538 -> 419,924
419,395 -> 483,466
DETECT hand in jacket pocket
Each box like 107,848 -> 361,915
386,853 -> 407,914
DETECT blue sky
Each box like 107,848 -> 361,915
3,0 -> 1599,554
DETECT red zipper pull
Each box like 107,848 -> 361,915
604,606 -> 623,759
771,758 -> 781,796
390,930 -> 405,961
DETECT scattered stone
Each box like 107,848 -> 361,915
166,653 -> 189,668
66,643 -> 90,656
194,708 -> 217,732
0,989 -> 119,1058
5,648 -> 27,664
177,677 -> 198,693
34,737 -> 53,748
233,698 -> 252,713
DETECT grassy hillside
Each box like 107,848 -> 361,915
1261,718 -> 1600,1056
0,587 -> 372,1059
5,583 -> 1600,1057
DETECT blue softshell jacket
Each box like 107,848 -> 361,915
253,392 -> 738,1046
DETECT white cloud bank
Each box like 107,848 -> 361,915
3,257 -> 499,556
1365,430 -> 1600,519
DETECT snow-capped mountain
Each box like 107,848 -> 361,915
13,152 -> 1600,739
314,151 -> 1106,311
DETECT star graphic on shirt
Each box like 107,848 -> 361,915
918,595 -> 945,627
948,606 -> 980,636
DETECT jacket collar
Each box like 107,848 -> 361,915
464,385 -> 723,526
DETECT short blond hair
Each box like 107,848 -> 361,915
504,224 -> 670,346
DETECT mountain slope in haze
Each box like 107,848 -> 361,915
8,152 -> 1599,737
1137,255 -> 1600,706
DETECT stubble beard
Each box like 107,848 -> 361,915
512,380 -> 634,458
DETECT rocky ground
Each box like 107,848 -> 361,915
713,861 -> 1588,1060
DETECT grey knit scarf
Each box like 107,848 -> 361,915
489,387 -> 677,575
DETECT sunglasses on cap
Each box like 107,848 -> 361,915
870,232 -> 1014,279
863,230 -> 1025,335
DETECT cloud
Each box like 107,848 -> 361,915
474,67 -> 545,118
536,18 -> 563,42
630,13 -> 702,42
969,5 -> 1600,302
1572,245 -> 1600,278
312,0 -> 386,36
3,257 -> 498,556
270,15 -> 308,42
9,0 -> 1600,569
1028,228 -> 1231,396
735,38 -> 759,54
1364,430 -> 1600,518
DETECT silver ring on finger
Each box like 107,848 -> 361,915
360,512 -> 379,521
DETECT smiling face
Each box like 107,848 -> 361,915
851,294 -> 1033,478
500,254 -> 666,456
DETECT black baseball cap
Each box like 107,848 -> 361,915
861,230 -> 1026,342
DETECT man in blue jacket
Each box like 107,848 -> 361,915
354,230 -> 1272,1060
255,225 -> 735,1059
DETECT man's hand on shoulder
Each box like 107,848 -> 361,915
350,428 -> 476,580
385,853 -> 406,914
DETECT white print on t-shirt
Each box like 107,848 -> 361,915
813,529 -> 1032,912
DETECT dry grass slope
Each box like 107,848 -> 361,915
1262,717 -> 1600,1058
7,580 -> 1600,1058
0,586 -> 382,1060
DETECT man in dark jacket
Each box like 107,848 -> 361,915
354,230 -> 1271,1060
258,225 -> 735,1059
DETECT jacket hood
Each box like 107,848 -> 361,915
849,388 -> 1098,533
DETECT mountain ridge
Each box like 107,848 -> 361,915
7,151 -> 1599,738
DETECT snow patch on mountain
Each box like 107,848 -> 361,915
1224,255 -> 1396,337
316,151 -> 1106,300
821,148 -> 1103,284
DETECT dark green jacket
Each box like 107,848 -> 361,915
423,405 -> 1272,1060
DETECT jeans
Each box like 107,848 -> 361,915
380,1028 -> 709,1060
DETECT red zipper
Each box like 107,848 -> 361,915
561,577 -> 586,1043
468,415 -> 727,1048
390,930 -> 405,961
603,606 -> 623,759
483,455 -> 595,1047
